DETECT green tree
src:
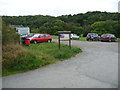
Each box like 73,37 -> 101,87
90,20 -> 120,37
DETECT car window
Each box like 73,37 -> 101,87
110,34 -> 115,37
101,34 -> 107,37
44,35 -> 49,37
32,34 -> 40,38
40,35 -> 45,37
73,34 -> 77,36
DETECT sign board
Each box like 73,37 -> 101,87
16,27 -> 30,35
59,34 -> 69,41
58,31 -> 71,49
58,31 -> 71,41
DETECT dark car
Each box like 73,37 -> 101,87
86,33 -> 100,41
100,34 -> 117,42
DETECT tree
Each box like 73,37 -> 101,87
90,20 -> 120,37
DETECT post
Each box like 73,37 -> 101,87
58,34 -> 60,49
69,33 -> 71,49
19,35 -> 22,45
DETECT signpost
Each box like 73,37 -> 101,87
58,31 -> 71,49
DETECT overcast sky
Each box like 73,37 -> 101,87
0,0 -> 119,16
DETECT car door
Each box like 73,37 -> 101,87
37,34 -> 45,43
44,34 -> 49,42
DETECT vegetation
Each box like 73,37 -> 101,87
2,11 -> 119,76
2,23 -> 81,76
117,38 -> 120,42
3,43 -> 81,76
2,11 -> 119,37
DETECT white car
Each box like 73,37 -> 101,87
71,34 -> 80,39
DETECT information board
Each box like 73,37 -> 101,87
17,27 -> 30,35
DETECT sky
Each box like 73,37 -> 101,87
0,0 -> 119,16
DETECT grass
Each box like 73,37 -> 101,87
52,35 -> 58,39
117,38 -> 120,42
78,37 -> 86,41
2,42 -> 82,76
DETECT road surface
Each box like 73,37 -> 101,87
2,40 -> 118,88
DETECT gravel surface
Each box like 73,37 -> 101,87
2,40 -> 118,88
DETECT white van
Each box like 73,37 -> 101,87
71,34 -> 80,39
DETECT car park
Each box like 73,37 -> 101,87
86,33 -> 100,41
22,33 -> 52,44
71,34 -> 80,39
100,34 -> 117,42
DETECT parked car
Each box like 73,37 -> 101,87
71,34 -> 80,39
100,34 -> 117,42
86,33 -> 100,41
22,33 -> 52,44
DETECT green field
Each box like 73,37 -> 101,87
2,42 -> 81,76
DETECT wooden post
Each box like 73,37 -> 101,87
58,34 -> 60,49
69,33 -> 71,49
19,35 -> 22,45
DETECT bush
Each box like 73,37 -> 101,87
2,22 -> 19,45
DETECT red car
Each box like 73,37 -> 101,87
26,34 -> 52,44
100,34 -> 117,42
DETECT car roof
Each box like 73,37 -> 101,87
101,34 -> 114,35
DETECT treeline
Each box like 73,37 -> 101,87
2,11 -> 120,37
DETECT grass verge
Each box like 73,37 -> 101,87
2,42 -> 82,76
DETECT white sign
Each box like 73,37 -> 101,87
60,34 -> 69,41
16,27 -> 30,35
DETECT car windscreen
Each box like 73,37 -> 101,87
101,34 -> 115,37
73,34 -> 77,36
88,33 -> 98,35
109,34 -> 115,37
28,33 -> 34,36
32,34 -> 40,38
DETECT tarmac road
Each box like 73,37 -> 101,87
2,40 -> 118,88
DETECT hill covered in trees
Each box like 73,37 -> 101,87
2,11 -> 120,37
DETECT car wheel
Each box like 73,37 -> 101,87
48,39 -> 51,43
34,40 -> 37,44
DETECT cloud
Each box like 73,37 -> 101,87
0,0 -> 119,16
